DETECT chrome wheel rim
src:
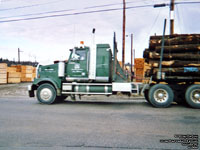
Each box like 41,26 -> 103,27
190,89 -> 200,104
153,89 -> 168,103
40,88 -> 52,102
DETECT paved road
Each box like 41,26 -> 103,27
0,97 -> 199,150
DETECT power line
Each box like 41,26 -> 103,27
0,1 -> 199,23
84,0 -> 151,9
0,0 -> 146,12
176,4 -> 183,34
1,0 -> 199,13
175,1 -> 200,4
149,8 -> 162,35
0,8 -> 75,19
1,0 -> 27,2
1,0 -> 198,20
0,0 -> 66,11
0,0 -> 153,20
176,0 -> 200,1
0,4 -> 155,23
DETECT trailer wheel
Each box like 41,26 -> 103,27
148,84 -> 174,108
37,83 -> 57,104
185,85 -> 200,109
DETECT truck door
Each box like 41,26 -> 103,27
66,48 -> 89,78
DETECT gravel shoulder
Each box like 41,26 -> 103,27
0,83 -> 31,97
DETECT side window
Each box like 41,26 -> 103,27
76,50 -> 86,60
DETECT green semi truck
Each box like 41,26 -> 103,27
28,33 -> 138,102
28,33 -> 200,109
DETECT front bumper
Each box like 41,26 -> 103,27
28,84 -> 35,97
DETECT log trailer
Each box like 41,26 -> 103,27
143,33 -> 200,109
28,32 -> 200,109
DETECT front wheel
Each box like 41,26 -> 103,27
37,83 -> 57,104
148,84 -> 174,108
185,85 -> 200,109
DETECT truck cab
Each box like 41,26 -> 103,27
28,36 -> 134,104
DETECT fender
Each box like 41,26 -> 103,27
32,78 -> 62,96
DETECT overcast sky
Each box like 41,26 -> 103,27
0,0 -> 200,65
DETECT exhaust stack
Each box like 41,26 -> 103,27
89,28 -> 96,80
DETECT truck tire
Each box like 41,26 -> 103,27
37,83 -> 57,104
185,85 -> 200,109
148,84 -> 174,108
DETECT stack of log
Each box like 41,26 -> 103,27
143,34 -> 200,78
0,63 -> 8,84
143,62 -> 151,83
134,58 -> 145,82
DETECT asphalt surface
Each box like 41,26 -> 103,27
0,95 -> 199,150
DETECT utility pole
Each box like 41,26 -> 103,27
122,0 -> 126,69
18,48 -> 23,63
130,34 -> 133,81
154,0 -> 175,35
170,0 -> 175,35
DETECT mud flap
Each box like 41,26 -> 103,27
29,90 -> 35,97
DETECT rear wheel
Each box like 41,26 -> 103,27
37,83 -> 57,104
148,84 -> 174,108
185,85 -> 200,109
